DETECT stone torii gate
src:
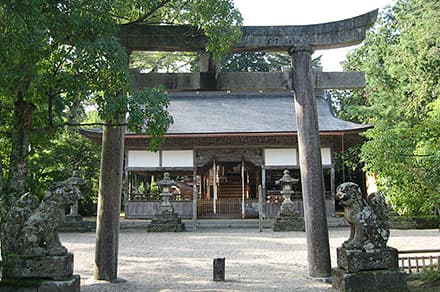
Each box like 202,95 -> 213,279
119,10 -> 377,278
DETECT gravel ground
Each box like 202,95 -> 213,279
60,228 -> 440,292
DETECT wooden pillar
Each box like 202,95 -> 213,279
330,166 -> 336,217
124,150 -> 129,218
94,124 -> 125,281
241,160 -> 245,219
213,159 -> 217,214
192,167 -> 198,231
258,185 -> 263,232
261,165 -> 266,218
290,46 -> 331,277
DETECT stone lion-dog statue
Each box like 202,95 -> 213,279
336,182 -> 390,251
3,172 -> 85,257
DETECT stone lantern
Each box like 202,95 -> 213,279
146,172 -> 185,232
157,172 -> 175,214
66,170 -> 85,223
272,170 -> 305,231
276,170 -> 299,217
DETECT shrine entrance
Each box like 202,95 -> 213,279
195,148 -> 262,219
197,160 -> 260,219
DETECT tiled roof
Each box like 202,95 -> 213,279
163,91 -> 370,134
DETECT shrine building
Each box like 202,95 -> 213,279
83,89 -> 370,219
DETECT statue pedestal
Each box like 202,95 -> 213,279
272,200 -> 305,232
272,215 -> 305,231
146,211 -> 185,232
332,268 -> 407,292
0,275 -> 80,292
332,247 -> 407,292
4,253 -> 74,280
337,247 -> 398,273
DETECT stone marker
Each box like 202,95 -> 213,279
332,182 -> 408,292
272,170 -> 305,231
146,172 -> 185,232
61,180 -> 91,232
0,171 -> 84,291
213,258 -> 225,281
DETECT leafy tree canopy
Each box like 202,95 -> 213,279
335,0 -> 440,215
0,0 -> 242,198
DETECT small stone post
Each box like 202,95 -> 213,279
213,258 -> 225,281
290,46 -> 331,277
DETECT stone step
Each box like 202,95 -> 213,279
189,219 -> 272,230
76,217 -> 347,231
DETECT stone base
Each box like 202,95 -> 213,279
3,253 -> 73,280
332,268 -> 408,292
0,274 -> 80,292
337,247 -> 398,273
272,216 -> 305,231
60,221 -> 91,232
65,214 -> 83,223
146,211 -> 185,232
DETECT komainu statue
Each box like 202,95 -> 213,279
1,172 -> 84,279
336,182 -> 390,251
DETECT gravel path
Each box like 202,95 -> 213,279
60,228 -> 440,291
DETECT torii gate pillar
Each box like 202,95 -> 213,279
290,46 -> 331,277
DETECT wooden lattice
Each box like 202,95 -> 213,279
399,249 -> 440,274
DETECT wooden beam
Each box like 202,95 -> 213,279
130,70 -> 365,91
120,10 -> 377,52
315,72 -> 365,90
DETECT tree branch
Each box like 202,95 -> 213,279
168,0 -> 191,24
398,153 -> 434,157
121,0 -> 172,27
65,122 -> 128,127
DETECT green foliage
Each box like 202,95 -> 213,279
421,263 -> 440,284
130,51 -> 198,73
221,52 -> 290,72
127,87 -> 173,151
28,128 -> 101,216
335,0 -> 440,215
112,0 -> 242,60
0,0 -> 242,195
221,53 -> 322,72
149,176 -> 160,200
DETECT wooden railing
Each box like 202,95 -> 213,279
197,198 -> 259,218
125,200 -> 193,219
399,249 -> 440,274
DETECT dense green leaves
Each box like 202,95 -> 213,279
0,0 -> 242,190
336,0 -> 440,215
28,128 -> 101,216
127,87 -> 173,151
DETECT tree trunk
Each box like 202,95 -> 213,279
6,97 -> 35,195
0,153 -> 3,193
1,96 -> 35,277
94,123 -> 125,281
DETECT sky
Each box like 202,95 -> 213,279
233,0 -> 396,71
